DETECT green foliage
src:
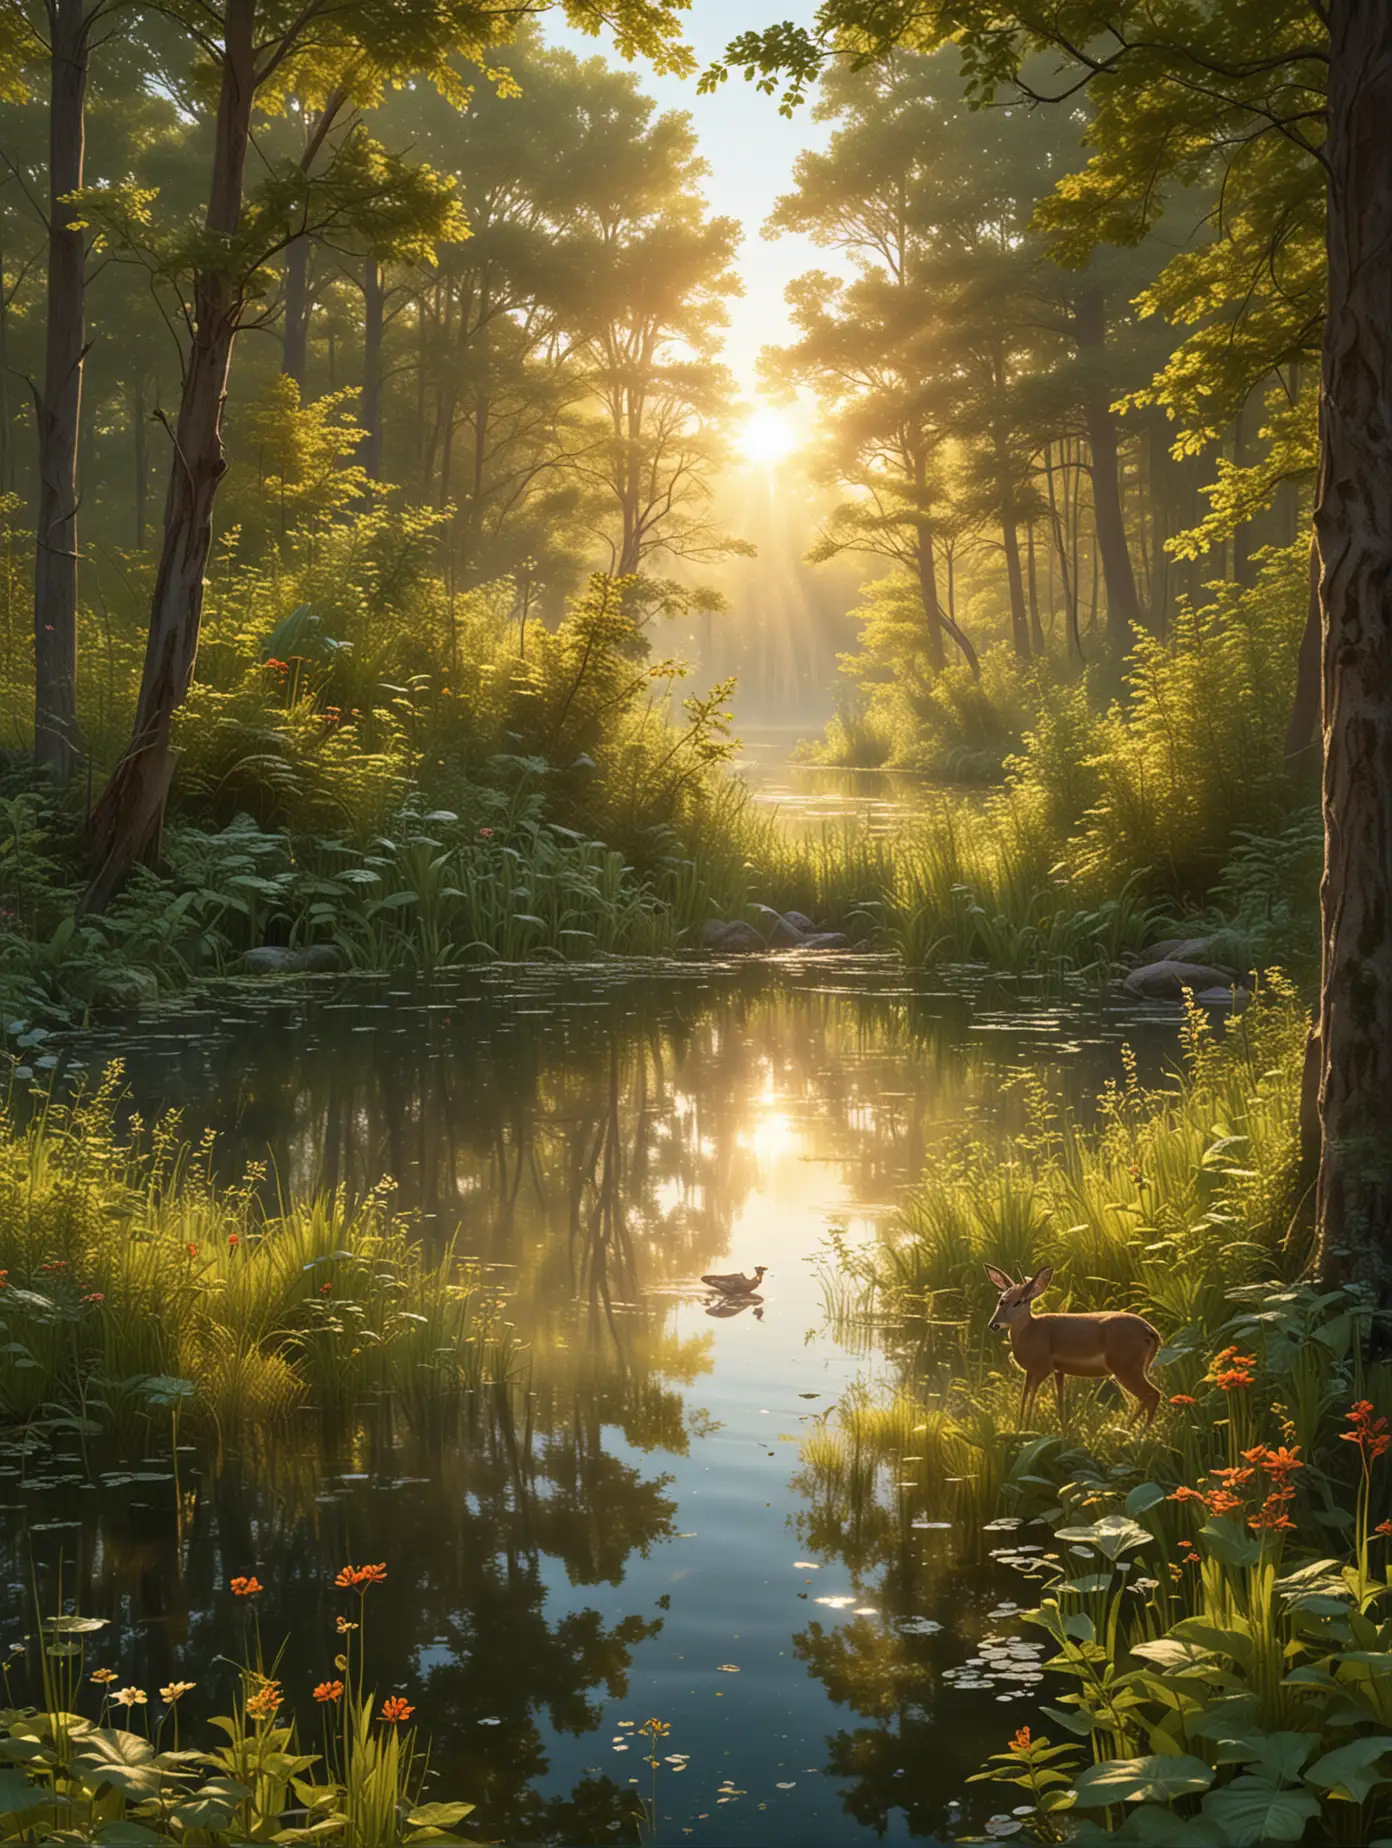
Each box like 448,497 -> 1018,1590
0,1067 -> 519,1438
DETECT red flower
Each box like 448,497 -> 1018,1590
1375,1521 -> 1392,1538
80,1292 -> 105,1304
1341,1400 -> 1391,1461
380,1696 -> 414,1725
478,827 -> 494,840
1169,1393 -> 1197,1407
228,1234 -> 240,1249
186,1244 -> 198,1259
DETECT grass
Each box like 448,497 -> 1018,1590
0,1066 -> 519,1443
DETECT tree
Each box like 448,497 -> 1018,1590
78,0 -> 696,912
710,3 -> 1392,1303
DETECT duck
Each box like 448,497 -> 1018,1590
701,1265 -> 768,1298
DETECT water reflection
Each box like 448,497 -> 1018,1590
5,960 -> 1181,1844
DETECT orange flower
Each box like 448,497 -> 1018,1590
1215,1367 -> 1255,1392
228,1233 -> 240,1249
1211,1466 -> 1254,1488
186,1243 -> 198,1259
1169,1393 -> 1197,1407
230,1575 -> 263,1598
1242,1444 -> 1305,1478
0,1270 -> 8,1289
1202,1488 -> 1244,1516
1169,1486 -> 1206,1503
1341,1400 -> 1391,1461
246,1681 -> 281,1720
1209,1347 -> 1257,1393
314,1680 -> 344,1703
335,1563 -> 387,1589
1009,1726 -> 1031,1752
380,1696 -> 414,1725
1376,1521 -> 1392,1538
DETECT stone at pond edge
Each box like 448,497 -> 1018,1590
240,945 -> 344,975
1138,935 -> 1218,965
1123,959 -> 1241,1001
701,919 -> 766,954
94,966 -> 161,1005
799,931 -> 850,950
1196,985 -> 1251,1010
782,911 -> 816,934
769,915 -> 805,948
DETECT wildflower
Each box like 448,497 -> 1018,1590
230,1576 -> 263,1598
1341,1400 -> 1391,1461
1009,1726 -> 1031,1752
246,1682 -> 281,1721
335,1616 -> 359,1634
1168,1563 -> 1184,1582
186,1244 -> 198,1259
478,826 -> 494,840
91,1668 -> 118,1685
1376,1521 -> 1392,1538
115,1687 -> 148,1707
80,1292 -> 105,1304
319,1281 -> 332,1294
0,1271 -> 8,1289
228,1233 -> 240,1249
1202,1488 -> 1244,1517
1210,1466 -> 1254,1489
1169,1393 -> 1197,1407
379,1696 -> 414,1725
1209,1346 -> 1257,1392
1168,1486 -> 1205,1503
335,1563 -> 387,1589
160,1681 -> 195,1702
41,1259 -> 68,1272
314,1680 -> 344,1703
1242,1444 -> 1305,1477
640,1718 -> 671,1739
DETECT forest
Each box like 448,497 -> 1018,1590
0,1 -> 1387,1845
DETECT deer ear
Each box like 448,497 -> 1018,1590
984,1264 -> 1013,1292
1026,1266 -> 1054,1300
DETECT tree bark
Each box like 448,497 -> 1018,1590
80,0 -> 257,911
1075,286 -> 1143,649
130,377 -> 147,548
361,254 -> 384,481
916,516 -> 978,678
1284,531 -> 1322,772
1026,517 -> 1045,654
33,0 -> 90,783
1315,2 -> 1392,1300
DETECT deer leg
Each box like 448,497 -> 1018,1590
1054,1369 -> 1066,1427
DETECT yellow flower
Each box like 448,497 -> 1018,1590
115,1687 -> 148,1707
246,1681 -> 282,1720
90,1669 -> 118,1686
160,1681 -> 195,1702
335,1616 -> 359,1634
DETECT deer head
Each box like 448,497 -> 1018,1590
985,1264 -> 1054,1332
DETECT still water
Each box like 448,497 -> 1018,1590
3,959 -> 1182,1846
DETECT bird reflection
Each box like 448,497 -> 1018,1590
705,1294 -> 764,1318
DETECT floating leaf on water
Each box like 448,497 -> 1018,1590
791,1561 -> 819,1570
716,1664 -> 740,1673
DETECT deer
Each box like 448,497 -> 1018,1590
984,1264 -> 1162,1429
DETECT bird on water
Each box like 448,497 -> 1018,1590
700,1265 -> 768,1298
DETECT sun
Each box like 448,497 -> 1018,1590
738,404 -> 798,468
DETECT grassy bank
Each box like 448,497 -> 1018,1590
815,988 -> 1392,1842
0,1068 -> 517,1442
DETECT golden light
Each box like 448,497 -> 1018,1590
738,404 -> 798,468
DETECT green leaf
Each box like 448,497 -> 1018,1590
1072,1754 -> 1214,1806
1062,1574 -> 1117,1594
1210,1731 -> 1315,1784
1200,1777 -> 1320,1845
0,1769 -> 52,1816
1169,1617 -> 1254,1668
1125,1482 -> 1168,1517
1131,1637 -> 1218,1673
1305,1735 -> 1392,1802
406,1801 -> 475,1827
1197,1517 -> 1262,1568
1053,1514 -> 1152,1561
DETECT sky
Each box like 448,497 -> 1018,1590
546,0 -> 831,391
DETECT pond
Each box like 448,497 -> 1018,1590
731,726 -> 954,838
2,959 -> 1184,1846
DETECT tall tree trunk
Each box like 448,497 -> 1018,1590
80,0 -> 256,911
1284,531 -> 1321,772
1315,2 -> 1392,1301
33,0 -> 90,783
130,377 -> 147,548
1075,286 -> 1143,649
1026,517 -> 1045,653
916,517 -> 978,678
1045,444 -> 1082,664
361,255 -> 384,481
281,234 -> 310,389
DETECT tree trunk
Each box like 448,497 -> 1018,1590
130,377 -> 147,548
80,0 -> 256,911
281,233 -> 310,389
1315,2 -> 1392,1301
1284,531 -> 1322,772
1075,287 -> 1143,649
1045,444 -> 1082,664
1026,517 -> 1045,653
916,517 -> 978,678
362,255 -> 384,481
33,0 -> 90,783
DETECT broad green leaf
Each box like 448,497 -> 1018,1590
1196,1517 -> 1262,1569
1210,1731 -> 1315,1784
0,1769 -> 52,1816
1072,1754 -> 1214,1805
406,1801 -> 475,1827
1131,1637 -> 1217,1673
1305,1735 -> 1392,1802
1125,1482 -> 1168,1517
1200,1776 -> 1320,1845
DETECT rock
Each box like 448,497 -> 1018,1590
1139,935 -> 1217,966
239,944 -> 343,975
1195,985 -> 1251,1010
700,919 -> 731,949
240,946 -> 302,974
295,943 -> 343,973
769,915 -> 806,948
1124,959 -> 1242,1001
799,931 -> 849,951
703,919 -> 765,954
96,966 -> 161,1005
782,911 -> 816,934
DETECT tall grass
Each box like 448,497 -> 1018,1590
0,1067 -> 519,1440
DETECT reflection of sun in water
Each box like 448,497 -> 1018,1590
750,1108 -> 796,1167
738,405 -> 798,468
